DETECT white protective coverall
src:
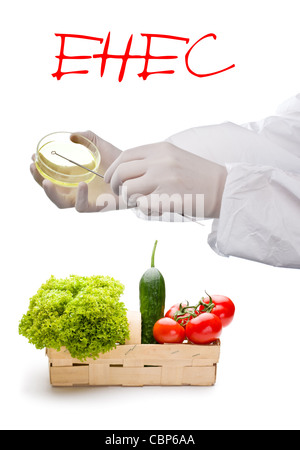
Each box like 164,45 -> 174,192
164,94 -> 300,269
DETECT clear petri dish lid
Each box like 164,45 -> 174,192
35,132 -> 101,187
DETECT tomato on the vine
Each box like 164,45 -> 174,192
165,302 -> 199,327
200,295 -> 235,327
158,293 -> 234,345
185,312 -> 222,345
153,317 -> 186,344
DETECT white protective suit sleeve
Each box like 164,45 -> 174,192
165,93 -> 300,268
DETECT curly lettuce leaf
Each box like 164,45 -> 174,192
19,275 -> 129,361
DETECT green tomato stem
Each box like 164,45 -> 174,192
174,294 -> 215,323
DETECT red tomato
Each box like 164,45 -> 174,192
153,317 -> 186,344
165,302 -> 199,327
200,295 -> 235,327
185,313 -> 222,345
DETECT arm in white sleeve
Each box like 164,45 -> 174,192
166,94 -> 300,268
208,163 -> 300,268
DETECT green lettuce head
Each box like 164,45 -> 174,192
19,275 -> 129,361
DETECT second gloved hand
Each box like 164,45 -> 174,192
104,142 -> 227,218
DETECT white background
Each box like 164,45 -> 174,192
1,0 -> 300,431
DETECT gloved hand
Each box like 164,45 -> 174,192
30,130 -> 122,212
104,142 -> 227,218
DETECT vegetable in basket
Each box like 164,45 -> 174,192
139,240 -> 166,344
19,275 -> 130,361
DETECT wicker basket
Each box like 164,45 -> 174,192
46,311 -> 220,386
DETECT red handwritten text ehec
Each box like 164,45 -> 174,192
52,32 -> 235,82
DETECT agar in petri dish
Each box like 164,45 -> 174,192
35,132 -> 101,187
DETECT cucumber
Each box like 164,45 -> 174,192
139,240 -> 166,344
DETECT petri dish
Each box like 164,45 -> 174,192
35,132 -> 101,187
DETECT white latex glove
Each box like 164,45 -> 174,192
104,142 -> 227,218
30,131 -> 122,212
